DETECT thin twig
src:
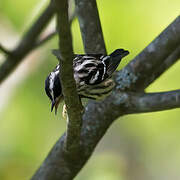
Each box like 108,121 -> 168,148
0,44 -> 12,55
55,0 -> 83,151
33,9 -> 76,49
75,0 -> 106,54
123,90 -> 180,114
0,1 -> 55,83
33,30 -> 57,49
116,16 -> 180,91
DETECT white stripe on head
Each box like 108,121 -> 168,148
49,70 -> 59,101
55,65 -> 60,71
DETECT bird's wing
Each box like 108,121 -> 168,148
51,49 -> 129,86
74,55 -> 107,86
51,50 -> 105,85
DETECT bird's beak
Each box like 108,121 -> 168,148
51,100 -> 56,113
51,97 -> 61,115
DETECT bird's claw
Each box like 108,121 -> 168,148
62,104 -> 85,119
62,104 -> 67,119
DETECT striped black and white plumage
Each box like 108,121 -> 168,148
45,49 -> 129,113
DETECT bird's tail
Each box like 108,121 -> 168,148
106,49 -> 129,76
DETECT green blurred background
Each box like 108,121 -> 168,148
0,0 -> 180,179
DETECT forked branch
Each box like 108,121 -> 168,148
0,1 -> 55,83
31,14 -> 180,180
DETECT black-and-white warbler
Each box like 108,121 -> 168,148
45,49 -> 129,114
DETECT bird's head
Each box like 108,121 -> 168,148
45,67 -> 63,114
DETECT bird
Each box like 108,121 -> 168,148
45,48 -> 129,115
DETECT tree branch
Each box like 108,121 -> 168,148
33,30 -> 57,49
116,16 -> 180,91
33,9 -> 76,50
145,45 -> 180,86
75,0 -> 106,54
0,44 -> 11,55
120,90 -> 180,114
55,0 -> 83,151
0,1 -> 55,84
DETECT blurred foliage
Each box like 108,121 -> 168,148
0,0 -> 180,179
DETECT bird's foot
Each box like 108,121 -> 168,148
62,104 -> 85,119
62,104 -> 67,119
